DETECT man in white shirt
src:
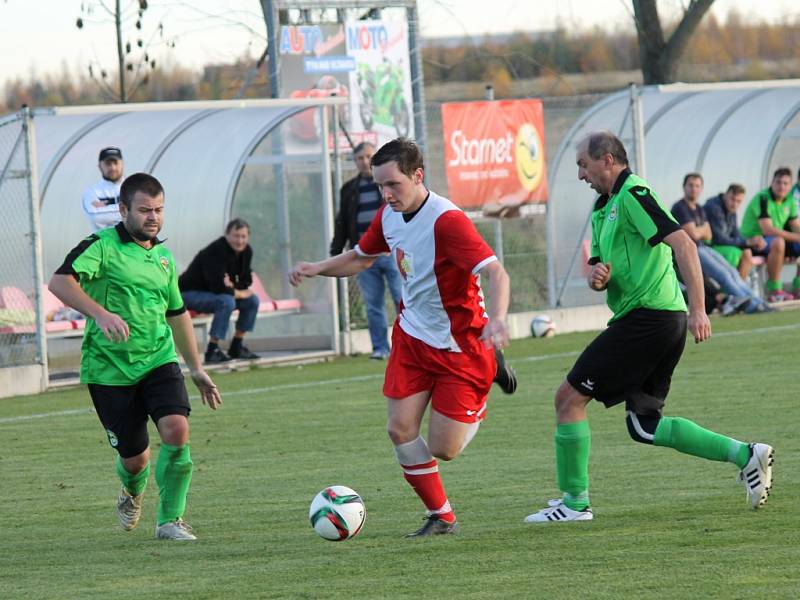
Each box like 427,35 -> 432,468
289,138 -> 512,537
82,147 -> 124,232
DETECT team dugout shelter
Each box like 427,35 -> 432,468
547,80 -> 800,309
6,97 -> 349,389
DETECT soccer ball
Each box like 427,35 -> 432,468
531,314 -> 556,338
309,485 -> 366,541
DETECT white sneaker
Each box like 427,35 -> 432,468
116,488 -> 143,531
524,501 -> 594,523
155,518 -> 197,540
737,443 -> 774,509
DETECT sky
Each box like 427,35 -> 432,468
1,0 -> 799,84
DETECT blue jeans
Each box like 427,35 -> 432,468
696,245 -> 766,311
761,236 -> 800,256
357,254 -> 402,355
181,290 -> 260,340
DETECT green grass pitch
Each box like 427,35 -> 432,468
1,310 -> 798,599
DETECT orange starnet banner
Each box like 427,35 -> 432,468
441,99 -> 548,209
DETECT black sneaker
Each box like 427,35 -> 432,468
229,345 -> 259,360
493,348 -> 518,394
405,514 -> 459,538
205,347 -> 232,364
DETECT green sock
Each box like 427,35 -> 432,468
155,443 -> 193,526
115,455 -> 149,496
555,420 -> 591,510
766,279 -> 782,292
793,277 -> 800,290
654,417 -> 750,468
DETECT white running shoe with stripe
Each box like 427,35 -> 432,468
524,501 -> 594,523
737,443 -> 774,509
155,518 -> 197,540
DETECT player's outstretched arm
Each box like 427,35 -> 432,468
664,229 -> 711,344
167,312 -> 222,410
48,273 -> 129,342
479,260 -> 511,349
289,250 -> 377,286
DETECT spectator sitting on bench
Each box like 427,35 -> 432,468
179,218 -> 260,363
740,167 -> 800,302
671,173 -> 769,315
704,183 -> 762,281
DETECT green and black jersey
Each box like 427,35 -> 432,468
55,223 -> 186,385
589,169 -> 686,323
740,186 -> 798,238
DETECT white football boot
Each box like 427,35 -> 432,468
116,488 -> 144,531
524,501 -> 593,523
737,443 -> 774,509
155,518 -> 197,540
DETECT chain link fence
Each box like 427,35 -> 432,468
0,111 -> 46,370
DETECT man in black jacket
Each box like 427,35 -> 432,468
179,218 -> 260,363
704,183 -> 761,280
331,142 -> 402,359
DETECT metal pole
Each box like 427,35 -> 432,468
261,2 -> 292,296
22,107 -> 49,389
332,105 -> 351,355
407,2 -> 427,151
630,83 -> 646,178
554,207 -> 593,308
319,105 -> 341,355
492,219 -> 504,264
262,0 -> 280,100
546,195 -> 556,307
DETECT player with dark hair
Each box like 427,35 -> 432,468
82,146 -> 125,232
290,138 -> 512,536
330,141 -> 402,360
49,172 -> 222,541
525,131 -> 773,523
740,167 -> 800,301
179,218 -> 261,363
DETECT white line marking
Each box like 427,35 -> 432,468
3,321 -> 799,425
0,408 -> 94,424
209,374 -> 382,400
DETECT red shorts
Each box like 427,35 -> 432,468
383,326 -> 496,423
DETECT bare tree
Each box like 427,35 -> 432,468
632,0 -> 715,84
76,0 -> 166,102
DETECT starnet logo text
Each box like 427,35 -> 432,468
448,131 -> 514,167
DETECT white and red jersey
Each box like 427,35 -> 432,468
355,190 -> 497,353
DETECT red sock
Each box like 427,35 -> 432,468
400,459 -> 455,522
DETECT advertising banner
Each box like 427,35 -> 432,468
278,24 -> 357,152
346,20 -> 415,147
278,20 -> 415,153
441,99 -> 548,210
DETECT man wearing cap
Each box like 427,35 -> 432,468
82,147 -> 125,232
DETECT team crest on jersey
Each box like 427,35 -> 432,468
159,256 -> 170,272
396,248 -> 414,280
608,204 -> 618,221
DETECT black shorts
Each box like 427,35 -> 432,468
88,362 -> 191,458
567,308 -> 687,416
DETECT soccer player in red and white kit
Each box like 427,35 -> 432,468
289,138 -> 511,536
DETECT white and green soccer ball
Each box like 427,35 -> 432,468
309,485 -> 366,541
